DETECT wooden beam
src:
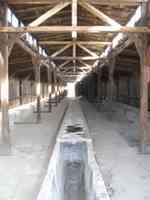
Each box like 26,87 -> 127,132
59,60 -> 71,69
78,60 -> 92,69
29,1 -> 70,27
72,0 -> 77,39
39,41 -> 112,45
51,43 -> 72,57
7,0 -> 147,5
99,3 -> 145,67
49,56 -> 99,60
134,34 -> 150,153
0,4 -> 10,154
32,57 -> 41,122
108,56 -> 116,101
77,43 -> 98,57
79,1 -> 121,27
48,67 -> 52,112
72,0 -> 78,72
73,42 -> 76,72
0,26 -> 150,33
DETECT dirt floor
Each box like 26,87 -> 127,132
81,99 -> 150,200
0,99 -> 67,200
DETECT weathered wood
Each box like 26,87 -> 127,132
48,67 -> 52,112
39,41 -> 112,45
97,69 -> 102,100
72,0 -> 77,39
127,76 -> 131,104
79,1 -> 121,26
0,4 -> 10,154
108,56 -> 116,101
49,56 -> 99,60
32,57 -> 41,122
51,43 -> 72,57
29,1 -> 70,27
53,69 -> 58,106
77,43 -> 98,57
0,26 -> 150,33
134,34 -> 150,152
7,0 -> 147,5
19,80 -> 23,105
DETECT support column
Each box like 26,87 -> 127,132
116,76 -> 120,101
48,67 -> 52,112
134,34 -> 150,153
108,57 -> 116,102
53,70 -> 58,107
57,80 -> 61,103
127,76 -> 131,104
0,3 -> 10,154
32,58 -> 41,123
97,68 -> 102,101
19,80 -> 23,105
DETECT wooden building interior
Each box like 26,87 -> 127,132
0,0 -> 149,151
0,1 -> 150,199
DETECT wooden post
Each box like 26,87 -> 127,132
108,57 -> 116,101
19,80 -> 23,105
57,80 -> 61,103
116,76 -> 120,101
127,76 -> 131,104
97,69 -> 102,101
0,3 -> 10,154
32,57 -> 41,123
53,70 -> 58,106
134,34 -> 150,153
48,67 -> 52,112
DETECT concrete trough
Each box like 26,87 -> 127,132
37,100 -> 110,200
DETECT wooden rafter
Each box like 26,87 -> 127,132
78,60 -> 92,69
29,1 -> 70,27
51,43 -> 72,57
77,43 -> 98,57
59,60 -> 71,69
79,1 -> 121,27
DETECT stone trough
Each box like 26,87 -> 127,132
37,100 -> 110,200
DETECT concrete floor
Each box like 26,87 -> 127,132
81,99 -> 150,200
37,99 -> 109,200
1,98 -> 150,200
0,99 -> 67,200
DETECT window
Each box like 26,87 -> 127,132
7,8 -> 12,24
12,13 -> 19,27
39,46 -> 43,55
